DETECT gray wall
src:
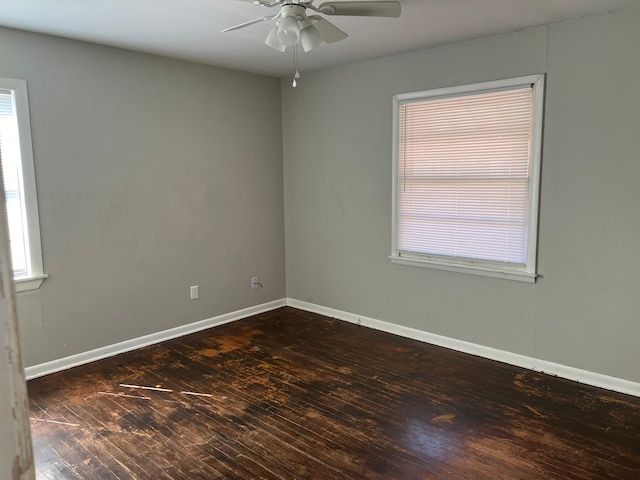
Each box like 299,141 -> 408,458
282,7 -> 640,383
0,27 -> 286,367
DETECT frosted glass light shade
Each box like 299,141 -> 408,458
277,16 -> 300,46
300,21 -> 322,52
265,25 -> 286,51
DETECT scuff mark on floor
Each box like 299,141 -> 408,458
30,418 -> 80,427
523,405 -> 549,419
431,414 -> 456,424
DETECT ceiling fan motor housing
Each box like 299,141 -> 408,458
281,4 -> 307,19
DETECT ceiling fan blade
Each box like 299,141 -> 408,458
221,14 -> 278,33
308,16 -> 348,44
318,1 -> 401,17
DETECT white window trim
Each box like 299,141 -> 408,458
0,78 -> 47,292
390,74 -> 545,283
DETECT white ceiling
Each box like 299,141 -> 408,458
0,0 -> 636,77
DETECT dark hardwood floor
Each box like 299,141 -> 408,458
27,307 -> 640,479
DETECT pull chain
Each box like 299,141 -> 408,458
293,44 -> 300,87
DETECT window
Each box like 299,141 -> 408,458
391,75 -> 545,283
0,78 -> 46,292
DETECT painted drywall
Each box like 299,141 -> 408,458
0,27 -> 285,367
282,7 -> 640,383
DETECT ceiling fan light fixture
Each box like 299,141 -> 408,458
265,25 -> 286,51
300,19 -> 323,52
277,15 -> 301,46
221,0 -> 402,87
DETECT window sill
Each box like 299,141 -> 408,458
389,255 -> 537,283
14,274 -> 48,293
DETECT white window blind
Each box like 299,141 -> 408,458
392,75 -> 544,281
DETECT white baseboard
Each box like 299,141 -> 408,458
26,296 -> 640,398
25,299 -> 287,380
286,298 -> 640,398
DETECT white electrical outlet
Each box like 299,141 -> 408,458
190,285 -> 199,300
251,277 -> 259,290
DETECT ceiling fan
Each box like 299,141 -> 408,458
222,1 -> 401,85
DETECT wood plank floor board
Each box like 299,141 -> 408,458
164,324 -> 620,478
28,307 -> 640,479
60,402 -> 175,480
71,393 -> 178,470
30,401 -> 127,480
113,361 -> 323,479
155,344 -> 458,478
31,370 -> 228,479
115,356 -> 381,480
276,312 -> 638,472
34,424 -> 108,479
80,391 -> 247,480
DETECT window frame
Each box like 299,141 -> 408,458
0,77 -> 46,292
390,74 -> 545,283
